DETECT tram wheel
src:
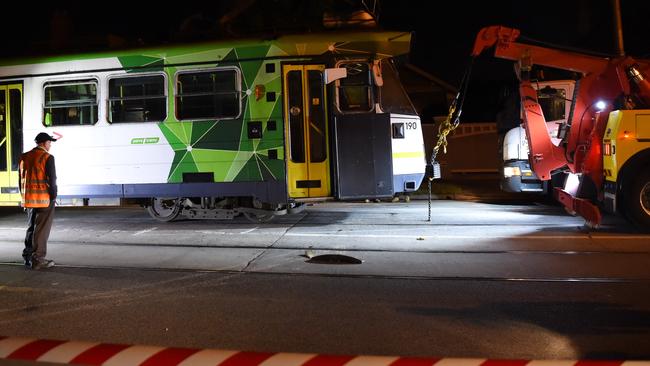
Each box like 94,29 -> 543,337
147,197 -> 182,222
243,211 -> 275,223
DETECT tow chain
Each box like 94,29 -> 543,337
431,58 -> 474,163
431,100 -> 460,161
427,100 -> 458,222
427,58 -> 474,222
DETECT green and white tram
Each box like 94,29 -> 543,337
0,31 -> 425,221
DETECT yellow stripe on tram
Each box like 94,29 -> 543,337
392,151 -> 425,159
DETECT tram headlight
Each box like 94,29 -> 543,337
503,166 -> 521,178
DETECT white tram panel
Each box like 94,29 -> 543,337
19,58 -> 175,187
390,114 -> 426,192
390,114 -> 426,174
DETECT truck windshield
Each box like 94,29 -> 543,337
537,86 -> 566,122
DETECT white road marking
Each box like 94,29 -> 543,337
133,227 -> 157,236
284,232 -> 649,240
240,227 -> 258,234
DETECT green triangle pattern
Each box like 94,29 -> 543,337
159,122 -> 187,150
257,154 -> 284,180
237,99 -> 255,153
157,44 -> 285,184
190,121 -> 215,143
168,151 -> 198,183
225,149 -> 255,181
255,102 -> 283,152
191,149 -> 243,182
235,45 -> 270,91
219,49 -> 238,63
193,119 -> 243,151
118,55 -> 164,71
233,155 -> 263,181
166,48 -> 234,65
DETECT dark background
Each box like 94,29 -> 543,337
3,0 -> 649,121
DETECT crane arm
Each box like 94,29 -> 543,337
472,26 -> 610,75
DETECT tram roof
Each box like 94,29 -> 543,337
0,30 -> 412,70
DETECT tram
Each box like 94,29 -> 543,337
0,31 -> 426,221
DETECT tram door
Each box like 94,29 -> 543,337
283,65 -> 330,198
0,84 -> 23,206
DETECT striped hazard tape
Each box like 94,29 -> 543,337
1,336 -> 649,366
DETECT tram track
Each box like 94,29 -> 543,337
3,240 -> 650,284
2,261 -> 648,284
2,239 -> 650,256
1,221 -> 645,236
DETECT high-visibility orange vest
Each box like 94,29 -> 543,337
20,147 -> 51,208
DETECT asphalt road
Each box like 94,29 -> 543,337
0,200 -> 649,361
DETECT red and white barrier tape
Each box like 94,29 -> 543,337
1,336 -> 648,366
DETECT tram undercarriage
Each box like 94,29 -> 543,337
145,196 -> 305,223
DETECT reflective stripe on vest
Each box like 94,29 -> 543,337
20,147 -> 51,208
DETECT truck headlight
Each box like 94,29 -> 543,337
503,166 -> 521,178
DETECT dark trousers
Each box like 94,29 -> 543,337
23,202 -> 55,262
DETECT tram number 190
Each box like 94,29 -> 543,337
405,122 -> 418,130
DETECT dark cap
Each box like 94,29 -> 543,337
35,132 -> 57,143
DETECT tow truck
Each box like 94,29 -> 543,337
449,25 -> 650,229
500,80 -> 574,194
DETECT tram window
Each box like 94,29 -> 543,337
0,90 -> 6,171
287,70 -> 305,163
10,89 -> 23,170
108,75 -> 166,123
43,80 -> 98,126
176,69 -> 240,120
308,70 -> 326,163
378,59 -> 416,115
336,62 -> 373,113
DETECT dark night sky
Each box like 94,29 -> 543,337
388,0 -> 650,80
4,0 -> 650,120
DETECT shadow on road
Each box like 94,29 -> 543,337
400,300 -> 650,359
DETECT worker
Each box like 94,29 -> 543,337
20,132 -> 58,270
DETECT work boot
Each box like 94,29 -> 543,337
31,259 -> 55,270
22,249 -> 33,268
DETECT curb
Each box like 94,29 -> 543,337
2,337 -> 649,366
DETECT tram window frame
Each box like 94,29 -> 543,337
43,79 -> 99,127
377,59 -> 417,116
175,67 -> 242,121
107,73 -> 168,124
0,90 -> 6,171
334,61 -> 374,114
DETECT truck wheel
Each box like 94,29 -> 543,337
625,169 -> 650,231
147,197 -> 182,222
